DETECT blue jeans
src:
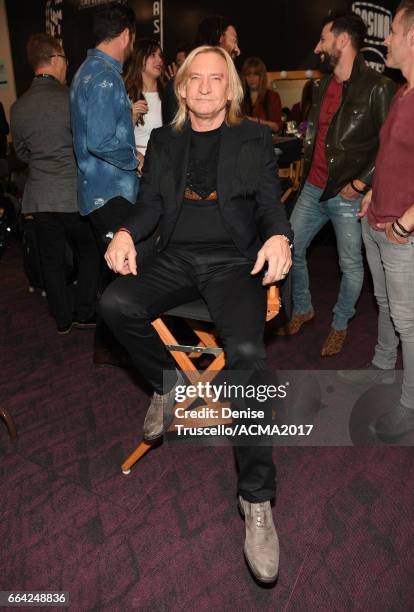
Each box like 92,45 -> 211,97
362,217 -> 414,409
290,182 -> 364,330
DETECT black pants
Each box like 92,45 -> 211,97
33,211 -> 100,327
100,244 -> 276,502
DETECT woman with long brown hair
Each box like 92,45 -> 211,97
241,56 -> 282,133
124,38 -> 165,169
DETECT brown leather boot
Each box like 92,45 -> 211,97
321,328 -> 347,356
275,308 -> 315,336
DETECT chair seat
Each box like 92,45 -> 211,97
165,298 -> 212,323
273,136 -> 303,165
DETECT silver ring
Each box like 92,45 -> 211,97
281,272 -> 288,276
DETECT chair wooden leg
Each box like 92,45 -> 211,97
0,407 -> 17,440
121,440 -> 155,474
120,319 -> 227,474
281,187 -> 293,203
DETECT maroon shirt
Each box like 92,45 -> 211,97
368,85 -> 414,230
308,78 -> 343,189
247,90 -> 282,127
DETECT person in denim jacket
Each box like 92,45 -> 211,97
70,2 -> 139,366
70,2 -> 138,220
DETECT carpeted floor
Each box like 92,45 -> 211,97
1,238 -> 413,611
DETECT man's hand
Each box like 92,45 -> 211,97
250,235 -> 292,285
340,179 -> 366,200
359,189 -> 372,218
399,204 -> 414,235
136,151 -> 145,177
376,221 -> 408,244
165,62 -> 178,80
104,231 -> 137,275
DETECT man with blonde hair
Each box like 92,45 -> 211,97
100,46 -> 292,583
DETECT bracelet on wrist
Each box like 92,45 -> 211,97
351,180 -> 367,195
391,222 -> 408,239
116,227 -> 133,237
395,218 -> 411,236
279,235 -> 293,249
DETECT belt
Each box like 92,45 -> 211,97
184,187 -> 218,201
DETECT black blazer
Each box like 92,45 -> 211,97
125,118 -> 293,261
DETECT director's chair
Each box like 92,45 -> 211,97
274,136 -> 303,203
121,285 -> 281,474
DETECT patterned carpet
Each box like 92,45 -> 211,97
1,240 -> 413,611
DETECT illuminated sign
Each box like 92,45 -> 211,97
352,2 -> 392,73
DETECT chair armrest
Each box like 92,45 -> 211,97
266,285 -> 280,321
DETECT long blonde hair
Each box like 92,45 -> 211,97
172,45 -> 243,131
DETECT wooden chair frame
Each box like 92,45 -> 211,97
279,159 -> 303,203
0,407 -> 17,440
121,286 -> 280,474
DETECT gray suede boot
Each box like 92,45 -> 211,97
143,370 -> 184,441
239,496 -> 279,583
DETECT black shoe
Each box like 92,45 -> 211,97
74,314 -> 97,329
374,403 -> 414,442
57,322 -> 73,335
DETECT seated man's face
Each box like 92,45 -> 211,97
180,51 -> 230,122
